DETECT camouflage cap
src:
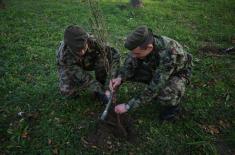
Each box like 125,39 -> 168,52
124,25 -> 154,50
64,25 -> 88,52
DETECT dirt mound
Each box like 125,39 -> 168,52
83,105 -> 137,151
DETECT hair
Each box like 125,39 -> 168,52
139,31 -> 154,49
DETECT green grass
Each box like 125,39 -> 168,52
0,0 -> 235,154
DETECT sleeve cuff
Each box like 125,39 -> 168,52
127,98 -> 141,110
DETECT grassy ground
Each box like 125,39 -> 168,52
0,0 -> 235,154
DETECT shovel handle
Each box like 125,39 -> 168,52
100,93 -> 113,120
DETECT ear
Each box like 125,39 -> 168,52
85,43 -> 89,50
147,44 -> 153,50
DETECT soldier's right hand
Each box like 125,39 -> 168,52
109,77 -> 122,92
114,103 -> 128,114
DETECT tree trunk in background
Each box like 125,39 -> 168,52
0,0 -> 6,9
130,0 -> 143,8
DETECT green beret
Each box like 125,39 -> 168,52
124,25 -> 154,50
64,25 -> 88,52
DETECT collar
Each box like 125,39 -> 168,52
153,35 -> 165,52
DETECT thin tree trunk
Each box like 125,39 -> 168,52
130,0 -> 143,8
0,0 -> 6,9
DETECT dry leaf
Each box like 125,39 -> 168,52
52,148 -> 59,155
106,140 -> 112,145
21,131 -> 29,138
81,137 -> 89,145
91,145 -> 97,149
48,139 -> 52,145
208,125 -> 220,135
202,125 -> 220,135
219,120 -> 230,129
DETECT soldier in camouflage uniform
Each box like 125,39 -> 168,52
56,25 -> 120,103
109,26 -> 193,120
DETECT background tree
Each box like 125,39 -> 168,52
0,0 -> 6,9
130,0 -> 143,8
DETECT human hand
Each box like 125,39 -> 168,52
109,77 -> 122,92
114,103 -> 129,114
105,90 -> 111,99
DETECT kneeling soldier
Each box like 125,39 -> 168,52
56,25 -> 120,104
109,26 -> 193,121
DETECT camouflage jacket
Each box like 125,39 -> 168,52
56,37 -> 119,70
118,35 -> 193,110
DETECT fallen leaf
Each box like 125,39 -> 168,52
54,117 -> 60,122
48,139 -> 52,145
107,140 -> 112,145
18,112 -> 25,117
27,112 -> 39,121
208,125 -> 220,135
225,93 -> 230,102
219,120 -> 230,129
138,119 -> 143,124
81,137 -> 88,145
52,148 -> 59,155
201,124 -> 220,135
91,145 -> 97,149
21,131 -> 29,138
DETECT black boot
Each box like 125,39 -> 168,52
159,105 -> 181,121
94,92 -> 109,105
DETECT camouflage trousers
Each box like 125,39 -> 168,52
58,56 -> 119,97
127,67 -> 188,107
58,66 -> 105,97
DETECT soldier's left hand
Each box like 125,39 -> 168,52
114,103 -> 129,114
109,77 -> 122,92
105,90 -> 111,99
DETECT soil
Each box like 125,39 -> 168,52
83,104 -> 137,151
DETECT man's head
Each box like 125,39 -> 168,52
64,25 -> 89,56
124,26 -> 154,59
